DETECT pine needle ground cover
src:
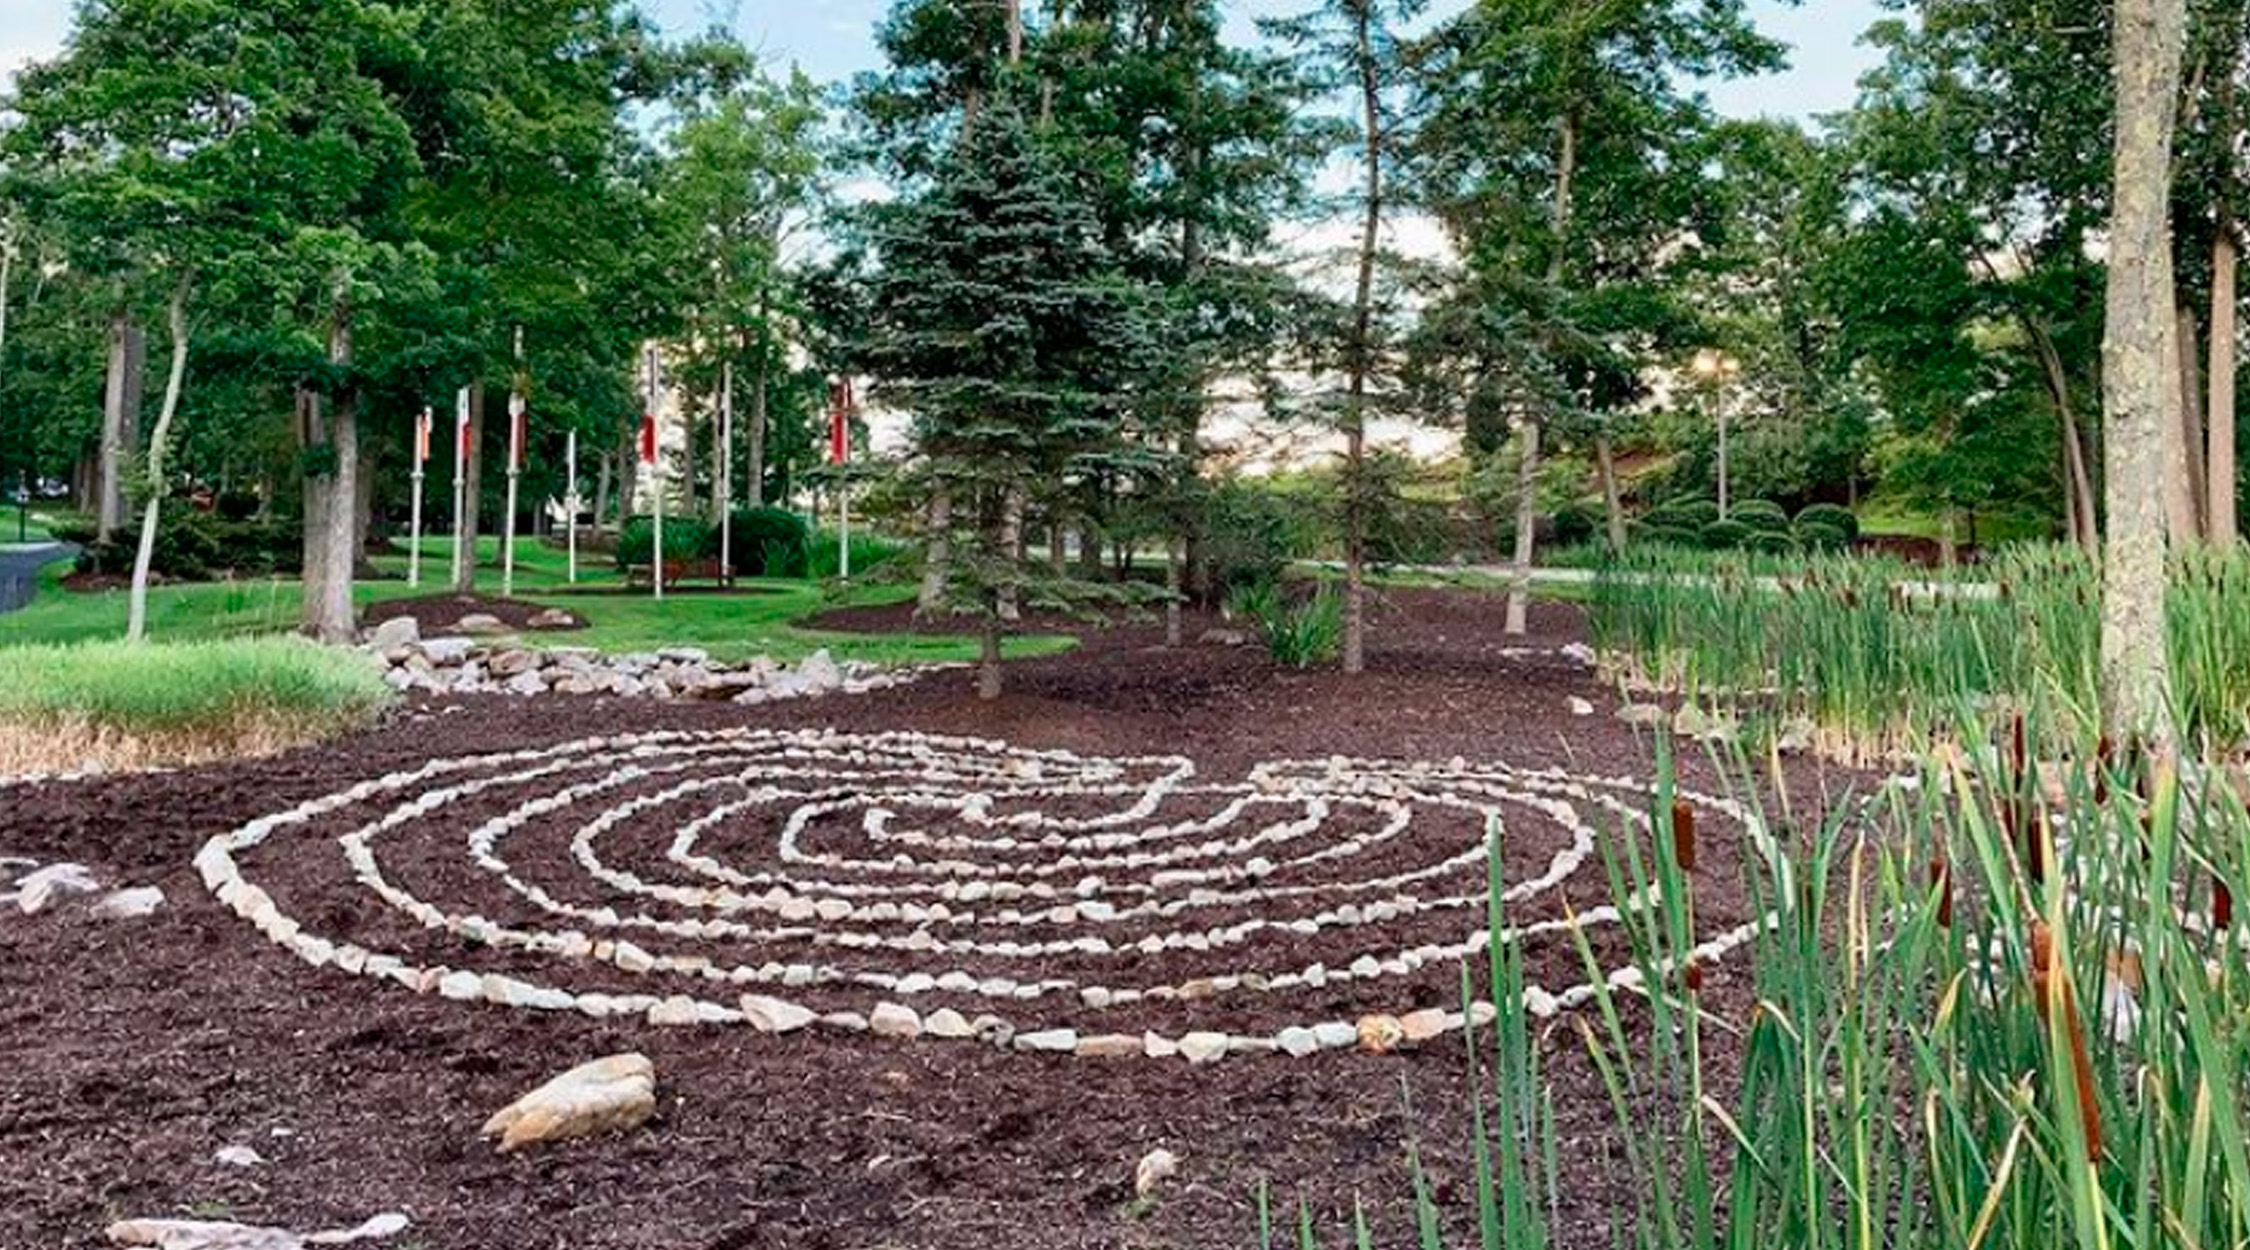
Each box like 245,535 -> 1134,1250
0,637 -> 390,774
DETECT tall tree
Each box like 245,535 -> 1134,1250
2103,0 -> 2189,743
865,95 -> 1150,699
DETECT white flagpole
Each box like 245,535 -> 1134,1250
566,428 -> 579,585
719,360 -> 734,579
409,407 -> 428,588
503,326 -> 524,598
648,345 -> 665,602
450,386 -> 468,586
838,380 -> 852,582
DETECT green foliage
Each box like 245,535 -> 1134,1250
1794,519 -> 1852,551
1699,518 -> 1753,549
0,637 -> 386,736
1247,584 -> 1344,669
1201,482 -> 1306,596
726,507 -> 812,579
1793,502 -> 1860,540
802,527 -> 909,581
61,506 -> 301,581
1646,499 -> 1721,531
616,515 -> 714,569
1728,499 -> 1791,531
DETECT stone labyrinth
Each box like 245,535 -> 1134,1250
196,728 -> 1775,1063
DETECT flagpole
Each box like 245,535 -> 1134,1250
503,325 -> 524,598
450,386 -> 468,587
719,360 -> 734,579
409,407 -> 429,588
566,428 -> 579,585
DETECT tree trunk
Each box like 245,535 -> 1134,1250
2213,227 -> 2239,545
918,484 -> 953,615
303,284 -> 358,643
1341,2 -> 1383,675
125,278 -> 190,643
615,424 -> 637,523
1508,109 -> 1579,636
748,338 -> 769,509
1596,429 -> 1626,555
98,309 -> 144,543
998,484 -> 1024,624
2101,0 -> 2188,747
1506,417 -> 1542,635
2173,299 -> 2208,541
1049,523 -> 1066,574
593,450 -> 614,535
1164,534 -> 1184,647
978,614 -> 1003,701
453,381 -> 484,592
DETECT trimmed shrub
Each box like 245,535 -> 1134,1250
1748,529 -> 1796,554
617,515 -> 713,568
1796,519 -> 1852,552
725,506 -> 812,578
69,507 -> 302,580
1201,483 -> 1299,595
1701,519 -> 1753,550
1634,522 -> 1702,549
1730,499 -> 1792,532
1795,502 -> 1861,541
1648,499 -> 1721,531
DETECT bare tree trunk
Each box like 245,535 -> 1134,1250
125,278 -> 190,643
452,381 -> 484,592
2173,300 -> 2209,540
1164,534 -> 1184,647
2213,227 -> 2239,545
1595,429 -> 1626,555
2101,0 -> 2188,746
1341,2 -> 1383,675
978,614 -> 1003,701
98,310 -> 143,543
1049,523 -> 1066,573
748,335 -> 769,509
999,484 -> 1024,623
918,484 -> 953,614
1006,0 -> 1024,64
303,283 -> 358,643
593,450 -> 614,536
1508,109 -> 1579,636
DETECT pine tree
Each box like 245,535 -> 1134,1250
866,94 -> 1152,700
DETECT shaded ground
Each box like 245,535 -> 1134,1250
0,587 -> 1861,1249
362,593 -> 588,634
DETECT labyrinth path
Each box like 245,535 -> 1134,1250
196,728 -> 1774,1062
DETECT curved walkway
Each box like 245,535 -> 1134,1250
0,544 -> 72,615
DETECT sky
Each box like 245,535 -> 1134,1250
0,0 -> 1890,121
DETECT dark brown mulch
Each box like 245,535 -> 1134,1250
0,587 -> 1860,1250
361,593 -> 586,633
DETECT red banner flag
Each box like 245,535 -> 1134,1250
457,398 -> 473,461
828,378 -> 853,465
639,411 -> 659,466
415,409 -> 432,466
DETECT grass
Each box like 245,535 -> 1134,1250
0,534 -> 1075,665
0,635 -> 390,773
1,504 -> 63,545
1585,543 -> 2250,759
1270,730 -> 2250,1250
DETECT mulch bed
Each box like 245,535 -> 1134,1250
0,587 -> 1863,1250
362,593 -> 586,634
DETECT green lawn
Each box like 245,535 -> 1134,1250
0,536 -> 1075,665
1,505 -> 64,546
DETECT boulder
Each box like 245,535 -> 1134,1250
93,887 -> 165,920
738,994 -> 817,1034
488,650 -> 541,677
456,613 -> 512,638
480,1053 -> 656,1153
418,637 -> 477,665
366,617 -> 420,652
526,609 -> 579,631
796,649 -> 844,692
1135,1148 -> 1182,1199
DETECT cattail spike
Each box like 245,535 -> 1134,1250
1930,853 -> 1954,929
1670,798 -> 1697,874
2217,878 -> 2235,932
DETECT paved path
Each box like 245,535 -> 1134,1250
0,544 -> 72,615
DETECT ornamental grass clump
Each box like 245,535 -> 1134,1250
1263,725 -> 2250,1249
0,637 -> 389,773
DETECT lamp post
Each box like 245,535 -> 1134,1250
1692,349 -> 1742,518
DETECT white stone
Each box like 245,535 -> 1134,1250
107,1212 -> 410,1250
1277,1027 -> 1320,1058
92,886 -> 165,920
1135,1147 -> 1182,1199
923,1008 -> 976,1039
1014,1028 -> 1077,1053
212,1145 -> 265,1168
481,1053 -> 656,1153
367,616 -> 420,651
1178,1032 -> 1230,1065
17,863 -> 99,914
738,995 -> 816,1034
869,1002 -> 922,1039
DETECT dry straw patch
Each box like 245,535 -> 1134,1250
0,637 -> 390,777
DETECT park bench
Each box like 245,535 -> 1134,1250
624,559 -> 736,590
